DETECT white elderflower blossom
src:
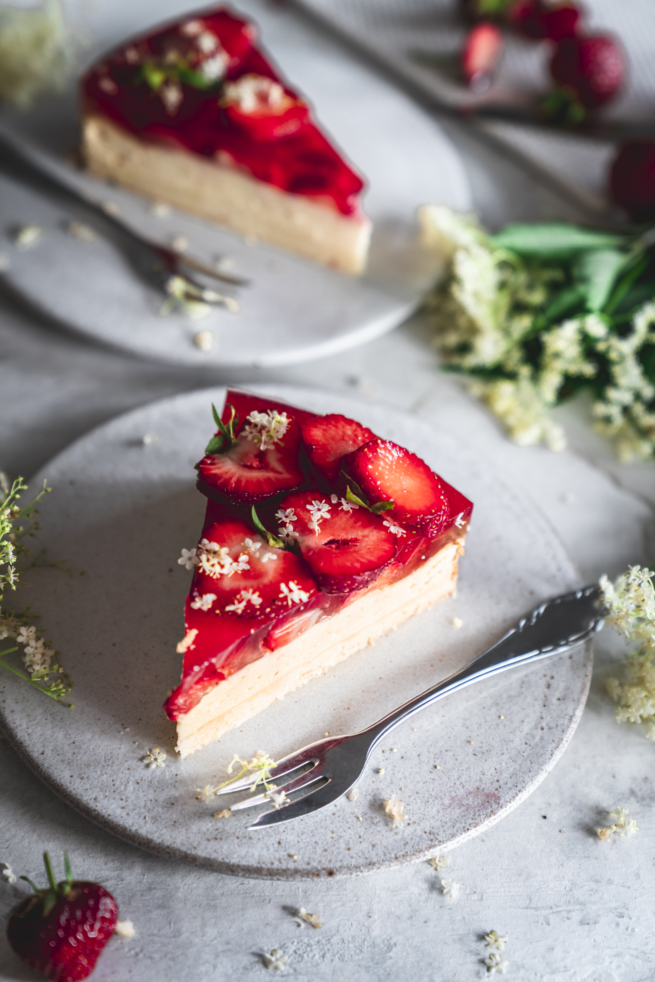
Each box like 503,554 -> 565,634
143,748 -> 166,768
298,907 -> 322,929
428,854 -> 450,872
197,540 -> 249,578
225,589 -> 262,614
275,508 -> 297,525
268,790 -> 288,809
383,795 -> 407,828
306,500 -> 331,532
279,581 -> 310,606
244,537 -> 262,555
263,948 -> 288,970
178,547 -> 198,570
441,878 -> 463,902
330,493 -> 359,512
190,592 -> 216,612
161,81 -> 183,114
278,524 -> 299,545
597,806 -> 638,840
2,863 -> 17,885
601,566 -> 655,736
484,950 -> 509,974
196,784 -> 219,803
485,931 -> 509,950
383,519 -> 406,536
242,410 -> 289,451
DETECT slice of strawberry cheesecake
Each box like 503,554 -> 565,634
81,7 -> 371,273
166,390 -> 473,757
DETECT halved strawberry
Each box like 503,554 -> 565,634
343,440 -> 450,538
300,413 -> 377,483
197,407 -> 304,504
462,22 -> 503,93
276,490 -> 397,594
190,518 -> 316,618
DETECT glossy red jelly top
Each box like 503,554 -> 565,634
82,6 -> 365,216
164,390 -> 473,719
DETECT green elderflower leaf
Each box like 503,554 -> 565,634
490,223 -> 626,260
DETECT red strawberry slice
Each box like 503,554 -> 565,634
7,852 -> 118,982
276,490 -> 396,594
343,439 -> 450,537
462,22 -> 503,94
190,518 -> 317,618
197,409 -> 304,504
301,413 -> 377,483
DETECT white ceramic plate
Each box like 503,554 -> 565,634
0,385 -> 592,879
0,0 -> 470,369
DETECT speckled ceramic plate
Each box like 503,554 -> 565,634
0,0 -> 470,369
0,386 -> 592,879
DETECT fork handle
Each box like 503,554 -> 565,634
361,585 -> 604,753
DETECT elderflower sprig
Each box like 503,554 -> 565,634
420,205 -> 655,462
600,566 -> 655,737
0,477 -> 72,705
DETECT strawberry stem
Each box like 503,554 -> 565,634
63,852 -> 72,886
43,852 -> 57,893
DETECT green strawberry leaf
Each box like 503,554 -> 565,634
250,506 -> 286,550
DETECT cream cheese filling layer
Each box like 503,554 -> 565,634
81,113 -> 371,275
176,536 -> 465,757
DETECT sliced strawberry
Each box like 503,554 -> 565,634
301,413 -> 377,483
222,389 -> 317,429
462,22 -> 503,94
190,518 -> 317,618
343,439 -> 450,538
276,490 -> 396,594
197,408 -> 304,504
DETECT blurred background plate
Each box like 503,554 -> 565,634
0,0 -> 471,368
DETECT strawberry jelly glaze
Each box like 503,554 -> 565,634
82,7 -> 365,216
164,391 -> 473,720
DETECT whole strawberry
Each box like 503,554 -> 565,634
549,34 -> 625,111
511,1 -> 581,41
7,852 -> 118,982
609,141 -> 655,222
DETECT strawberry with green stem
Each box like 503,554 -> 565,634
7,852 -> 118,982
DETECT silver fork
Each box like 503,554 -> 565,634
216,585 -> 605,830
0,128 -> 248,307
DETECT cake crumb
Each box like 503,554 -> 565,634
102,200 -> 119,216
346,788 -> 359,802
171,234 -> 189,253
287,853 -> 298,859
214,808 -> 232,819
377,768 -> 385,775
357,816 -> 363,821
150,200 -> 170,217
114,920 -> 135,938
66,221 -> 96,242
383,795 -> 407,829
435,765 -> 440,769
469,740 -> 474,744
499,715 -> 505,720
324,732 -> 329,736
391,748 -> 397,753
452,617 -> 463,629
193,329 -> 214,352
